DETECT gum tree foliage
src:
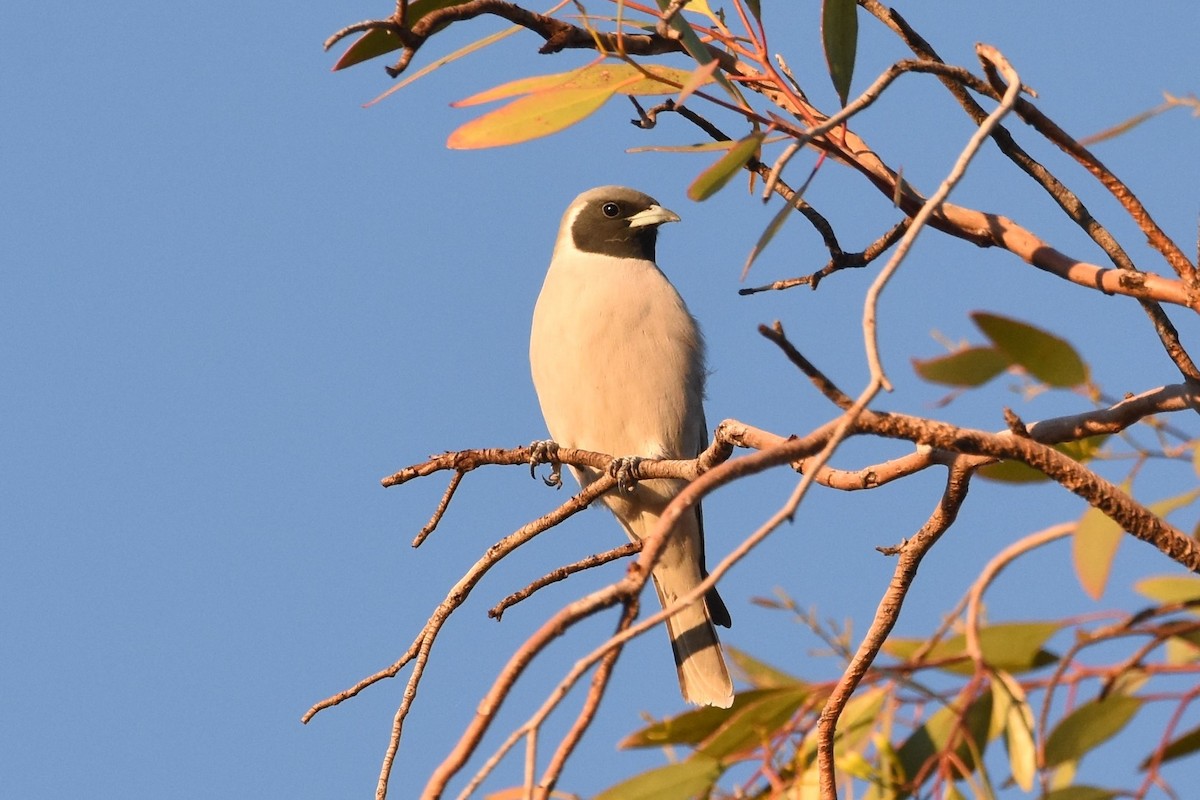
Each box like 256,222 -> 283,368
308,2 -> 1200,799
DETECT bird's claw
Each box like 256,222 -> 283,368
609,456 -> 643,494
529,440 -> 562,488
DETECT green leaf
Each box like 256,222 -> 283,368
447,82 -> 628,149
993,672 -> 1036,792
1044,695 -> 1142,768
698,685 -> 811,759
620,688 -> 780,748
797,687 -> 888,794
741,196 -> 801,280
883,622 -> 1060,675
332,29 -> 405,72
1042,787 -> 1118,800
1073,505 -> 1123,600
977,459 -> 1051,483
821,0 -> 858,106
912,346 -> 1011,387
971,312 -> 1089,387
978,435 -> 1107,483
1165,630 -> 1200,664
1134,574 -> 1200,605
1140,721 -> 1200,769
1056,434 -> 1109,462
837,686 -> 889,752
593,755 -> 723,800
687,131 -> 765,201
726,646 -> 803,689
745,0 -> 761,21
330,1 -> 471,71
897,691 -> 994,782
407,0 -> 472,26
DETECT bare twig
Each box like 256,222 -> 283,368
738,219 -> 909,294
817,463 -> 973,800
863,44 -> 1024,393
489,542 -> 641,619
964,523 -> 1076,666
413,471 -> 464,546
533,597 -> 640,797
759,322 -> 853,408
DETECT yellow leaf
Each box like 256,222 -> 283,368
1135,574 -> 1200,604
1073,505 -> 1122,600
453,63 -> 702,107
453,69 -> 591,107
682,0 -> 724,26
993,671 -> 1036,791
619,64 -> 705,96
447,82 -> 632,149
483,789 -> 525,800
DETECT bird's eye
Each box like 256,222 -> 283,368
601,202 -> 621,218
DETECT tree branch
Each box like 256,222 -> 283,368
817,462 -> 973,800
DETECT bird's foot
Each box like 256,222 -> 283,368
608,456 -> 644,494
528,439 -> 562,488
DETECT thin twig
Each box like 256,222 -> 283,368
489,542 -> 641,619
862,44 -> 1024,393
963,523 -> 1075,666
413,471 -> 464,546
817,464 -> 973,800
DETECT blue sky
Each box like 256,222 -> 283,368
4,2 -> 1199,798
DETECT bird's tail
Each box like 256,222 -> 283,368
654,578 -> 733,708
594,474 -> 734,708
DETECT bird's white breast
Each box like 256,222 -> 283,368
530,251 -> 705,461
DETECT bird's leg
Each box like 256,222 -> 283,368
528,439 -> 562,488
608,456 -> 644,494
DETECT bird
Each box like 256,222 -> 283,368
529,186 -> 733,708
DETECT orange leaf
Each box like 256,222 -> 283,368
447,82 -> 633,149
454,63 -> 702,107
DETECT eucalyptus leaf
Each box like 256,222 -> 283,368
1139,722 -> 1200,769
1044,695 -> 1142,768
972,312 -> 1089,387
593,755 -> 723,800
912,346 -> 1011,387
1073,505 -> 1123,600
688,131 -> 764,201
447,82 -> 628,149
821,0 -> 858,106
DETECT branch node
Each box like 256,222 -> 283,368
1003,408 -> 1031,437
